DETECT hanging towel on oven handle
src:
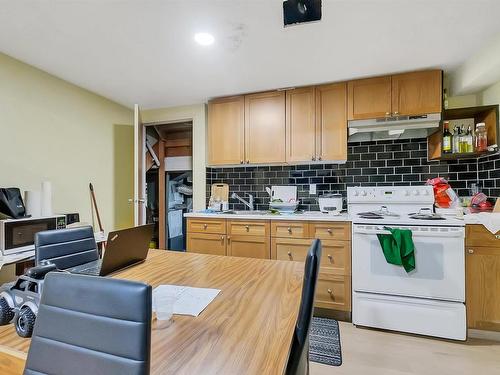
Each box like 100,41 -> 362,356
376,227 -> 415,273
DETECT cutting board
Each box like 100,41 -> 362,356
211,183 -> 229,202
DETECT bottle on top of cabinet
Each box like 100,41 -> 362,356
442,121 -> 452,154
475,122 -> 488,152
452,125 -> 461,153
465,126 -> 474,153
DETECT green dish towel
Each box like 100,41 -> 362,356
376,227 -> 415,273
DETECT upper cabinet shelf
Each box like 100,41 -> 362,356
428,105 -> 499,161
348,70 -> 443,120
207,69 -> 444,167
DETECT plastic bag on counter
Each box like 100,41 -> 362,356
425,177 -> 459,208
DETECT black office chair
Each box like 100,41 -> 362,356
23,272 -> 152,375
286,239 -> 322,375
35,226 -> 99,269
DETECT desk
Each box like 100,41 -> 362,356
0,250 -> 304,374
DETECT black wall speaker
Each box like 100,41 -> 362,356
283,0 -> 322,26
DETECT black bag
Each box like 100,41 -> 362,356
0,188 -> 27,219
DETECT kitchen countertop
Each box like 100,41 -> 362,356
184,211 -> 351,222
184,210 -> 470,226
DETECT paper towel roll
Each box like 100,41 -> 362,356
24,190 -> 41,217
41,181 -> 53,217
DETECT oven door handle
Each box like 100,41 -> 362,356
353,228 -> 464,238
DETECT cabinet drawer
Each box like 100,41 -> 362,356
321,240 -> 351,275
314,275 -> 351,312
466,224 -> 500,248
228,235 -> 270,259
271,221 -> 309,238
187,218 -> 226,234
273,238 -> 313,261
186,233 -> 226,256
227,220 -> 270,237
310,222 -> 350,240
273,238 -> 350,275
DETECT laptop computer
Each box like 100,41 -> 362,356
67,224 -> 154,276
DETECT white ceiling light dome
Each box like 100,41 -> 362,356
194,32 -> 215,46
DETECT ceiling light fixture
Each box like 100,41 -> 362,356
194,32 -> 214,46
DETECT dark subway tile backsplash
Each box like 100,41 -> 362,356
207,138 -> 499,211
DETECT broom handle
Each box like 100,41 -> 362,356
89,183 -> 104,232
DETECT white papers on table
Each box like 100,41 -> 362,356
152,285 -> 221,317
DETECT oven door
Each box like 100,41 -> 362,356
352,224 -> 465,302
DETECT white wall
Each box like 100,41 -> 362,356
141,104 -> 207,210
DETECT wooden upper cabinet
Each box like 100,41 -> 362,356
348,76 -> 392,120
316,83 -> 347,161
286,87 -> 316,163
392,70 -> 442,116
245,91 -> 286,164
208,96 -> 245,165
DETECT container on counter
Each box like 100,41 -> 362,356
475,122 -> 488,152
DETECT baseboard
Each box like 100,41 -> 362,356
468,329 -> 500,342
314,307 -> 351,322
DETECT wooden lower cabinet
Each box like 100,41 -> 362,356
187,233 -> 227,256
315,274 -> 351,312
466,228 -> 500,331
228,235 -> 271,259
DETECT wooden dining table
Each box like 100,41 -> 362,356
0,250 -> 304,374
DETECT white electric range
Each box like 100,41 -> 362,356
347,186 -> 466,341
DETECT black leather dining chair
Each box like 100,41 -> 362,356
35,226 -> 99,269
286,239 -> 322,375
23,272 -> 152,375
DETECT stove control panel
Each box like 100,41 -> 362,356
347,186 -> 434,204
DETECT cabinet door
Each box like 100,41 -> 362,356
208,96 -> 245,165
466,246 -> 500,331
228,235 -> 270,259
347,76 -> 392,120
315,275 -> 352,312
187,233 -> 226,256
391,70 -> 442,116
315,83 -> 347,161
286,87 -> 316,162
244,91 -> 286,164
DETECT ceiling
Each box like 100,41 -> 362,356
1,0 -> 500,109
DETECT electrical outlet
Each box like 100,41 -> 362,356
309,184 -> 317,195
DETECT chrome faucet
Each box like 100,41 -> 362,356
231,192 -> 254,211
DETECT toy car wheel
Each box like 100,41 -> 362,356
15,307 -> 36,338
0,297 -> 14,325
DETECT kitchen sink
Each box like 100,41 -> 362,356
223,210 -> 271,215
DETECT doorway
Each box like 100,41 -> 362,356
143,121 -> 193,250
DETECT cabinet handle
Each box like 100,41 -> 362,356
495,235 -> 500,240
312,156 -> 316,161
246,160 -> 250,164
227,236 -> 231,244
393,111 -> 399,116
327,288 -> 333,296
468,249 -> 474,254
287,227 -> 292,233
240,160 -> 244,164
327,254 -> 333,262
203,224 -> 208,230
245,225 -> 250,232
221,236 -> 225,244
327,228 -> 332,234
385,112 -> 390,117
287,251 -> 292,258
318,156 -> 322,161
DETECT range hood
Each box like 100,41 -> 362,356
348,113 -> 441,142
